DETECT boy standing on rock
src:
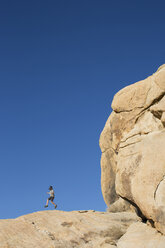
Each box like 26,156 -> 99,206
44,186 -> 57,209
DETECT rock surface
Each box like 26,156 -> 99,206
1,210 -> 164,248
117,222 -> 165,248
100,65 -> 165,234
0,210 -> 140,248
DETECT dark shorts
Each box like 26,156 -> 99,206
48,196 -> 54,201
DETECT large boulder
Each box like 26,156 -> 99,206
100,65 -> 165,234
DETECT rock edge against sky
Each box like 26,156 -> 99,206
100,64 -> 165,235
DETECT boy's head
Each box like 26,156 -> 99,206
49,185 -> 53,190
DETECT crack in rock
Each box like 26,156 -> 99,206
119,140 -> 141,149
114,106 -> 144,114
154,175 -> 165,200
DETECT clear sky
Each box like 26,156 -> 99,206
0,0 -> 165,219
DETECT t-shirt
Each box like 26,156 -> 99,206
48,189 -> 54,197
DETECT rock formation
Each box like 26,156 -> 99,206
0,210 -> 140,248
100,64 -> 165,235
1,210 -> 165,247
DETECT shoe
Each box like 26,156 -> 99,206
44,205 -> 48,208
55,205 -> 57,209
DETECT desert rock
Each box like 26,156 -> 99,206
117,222 -> 165,248
100,65 -> 165,234
0,210 -> 140,248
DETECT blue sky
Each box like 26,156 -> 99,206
0,0 -> 165,219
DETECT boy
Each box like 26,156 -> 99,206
44,185 -> 57,209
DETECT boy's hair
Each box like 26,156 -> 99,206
49,185 -> 53,190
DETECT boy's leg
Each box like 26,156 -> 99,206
44,199 -> 49,207
51,201 -> 57,208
